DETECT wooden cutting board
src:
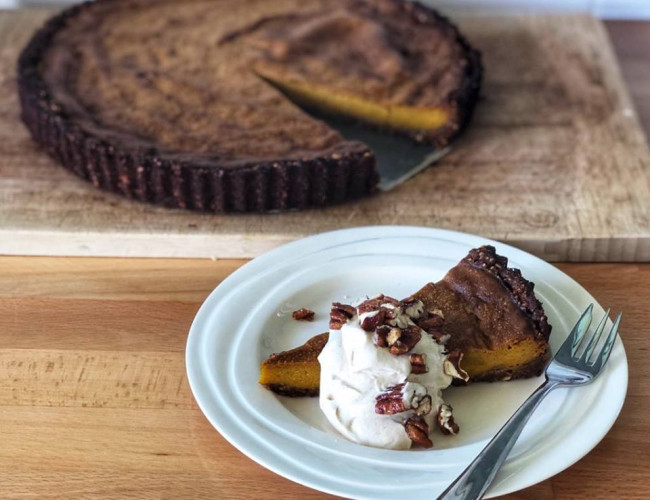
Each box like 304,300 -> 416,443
1,9 -> 648,261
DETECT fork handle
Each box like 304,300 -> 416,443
437,379 -> 560,500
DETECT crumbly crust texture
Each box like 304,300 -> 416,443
263,384 -> 320,398
17,0 -> 481,212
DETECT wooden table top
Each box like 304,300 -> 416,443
1,256 -> 648,499
1,18 -> 648,500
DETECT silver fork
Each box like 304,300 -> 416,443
438,303 -> 622,500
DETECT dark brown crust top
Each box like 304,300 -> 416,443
462,246 -> 552,343
263,332 -> 329,365
16,0 -> 481,212
401,1 -> 483,146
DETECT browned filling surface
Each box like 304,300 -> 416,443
39,0 -> 472,165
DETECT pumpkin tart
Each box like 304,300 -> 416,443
260,246 -> 551,395
18,0 -> 481,212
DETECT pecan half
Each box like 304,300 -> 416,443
329,302 -> 355,329
389,325 -> 422,355
405,417 -> 433,448
410,353 -> 428,374
443,350 -> 470,382
292,308 -> 315,321
437,404 -> 460,435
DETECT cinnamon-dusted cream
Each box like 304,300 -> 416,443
318,295 -> 465,450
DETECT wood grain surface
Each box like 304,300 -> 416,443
0,10 -> 649,261
606,21 -> 650,139
0,256 -> 647,499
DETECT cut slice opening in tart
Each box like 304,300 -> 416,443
239,5 -> 478,145
255,70 -> 452,139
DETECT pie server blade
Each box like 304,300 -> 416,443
293,104 -> 450,191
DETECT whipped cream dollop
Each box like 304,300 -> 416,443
318,295 -> 466,450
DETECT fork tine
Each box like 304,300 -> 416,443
582,308 -> 610,363
592,312 -> 622,371
569,303 -> 594,357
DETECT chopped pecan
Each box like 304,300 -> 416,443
443,350 -> 470,382
386,327 -> 402,346
358,295 -> 402,325
292,308 -> 315,321
382,304 -> 400,321
437,404 -> 460,435
400,297 -> 425,319
329,310 -> 348,329
410,353 -> 428,374
388,311 -> 410,329
414,394 -> 432,416
375,383 -> 432,416
357,296 -> 384,315
373,325 -> 391,348
405,417 -> 433,448
381,295 -> 400,306
329,302 -> 355,329
359,309 -> 386,331
389,325 -> 422,355
333,302 -> 356,317
375,383 -> 407,414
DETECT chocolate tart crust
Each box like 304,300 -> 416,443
263,384 -> 320,398
17,0 -> 481,213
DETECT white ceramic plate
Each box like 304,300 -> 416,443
186,226 -> 628,499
